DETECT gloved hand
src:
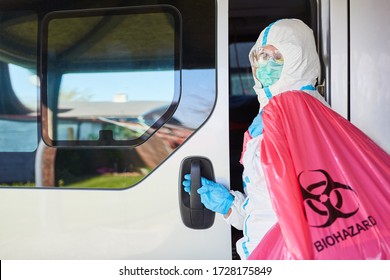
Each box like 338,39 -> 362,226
248,110 -> 264,137
182,173 -> 192,193
182,174 -> 234,215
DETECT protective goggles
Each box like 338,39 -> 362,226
249,47 -> 284,67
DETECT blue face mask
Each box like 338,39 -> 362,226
255,58 -> 283,87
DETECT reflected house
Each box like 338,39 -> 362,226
39,99 -> 193,187
56,100 -> 170,141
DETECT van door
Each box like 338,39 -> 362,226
329,0 -> 390,153
0,0 -> 231,259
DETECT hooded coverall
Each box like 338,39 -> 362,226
226,18 -> 329,259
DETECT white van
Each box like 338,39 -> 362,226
0,0 -> 388,259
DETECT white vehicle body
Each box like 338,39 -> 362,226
329,0 -> 390,153
0,0 -> 388,260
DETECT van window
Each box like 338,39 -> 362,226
229,42 -> 255,96
41,7 -> 180,147
9,64 -> 39,111
57,70 -> 174,142
0,11 -> 38,153
1,64 -> 39,152
0,1 -> 216,189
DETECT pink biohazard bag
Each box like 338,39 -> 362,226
248,91 -> 390,260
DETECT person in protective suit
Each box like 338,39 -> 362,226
183,18 -> 328,259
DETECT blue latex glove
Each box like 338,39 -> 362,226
182,174 -> 192,193
182,174 -> 234,215
248,110 -> 264,137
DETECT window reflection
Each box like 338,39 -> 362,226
56,71 -> 174,141
0,64 -> 38,152
9,64 -> 39,110
0,3 -> 216,190
52,69 -> 215,189
43,9 -> 180,146
229,42 -> 256,96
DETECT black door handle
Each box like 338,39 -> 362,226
179,156 -> 215,229
189,159 -> 203,209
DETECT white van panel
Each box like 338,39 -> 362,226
349,0 -> 390,153
0,0 -> 231,260
0,163 -> 231,259
329,0 -> 349,118
329,0 -> 390,153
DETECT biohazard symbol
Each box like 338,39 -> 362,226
299,169 -> 359,228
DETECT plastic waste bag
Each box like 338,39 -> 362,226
248,90 -> 390,260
